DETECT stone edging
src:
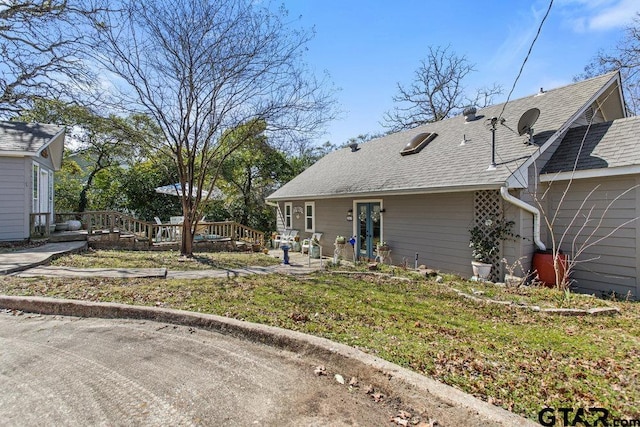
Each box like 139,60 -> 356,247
451,288 -> 620,316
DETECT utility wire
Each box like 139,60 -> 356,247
497,0 -> 554,120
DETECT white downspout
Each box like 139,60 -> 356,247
500,186 -> 546,251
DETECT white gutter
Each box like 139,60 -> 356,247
500,186 -> 546,251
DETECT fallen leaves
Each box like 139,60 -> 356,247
313,365 -> 326,376
289,312 -> 309,322
371,392 -> 384,402
392,410 -> 413,423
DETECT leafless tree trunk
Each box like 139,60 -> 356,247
92,0 -> 335,256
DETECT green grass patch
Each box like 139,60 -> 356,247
1,266 -> 638,422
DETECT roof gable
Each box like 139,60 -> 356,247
0,121 -> 65,170
542,116 -> 640,175
268,72 -> 623,200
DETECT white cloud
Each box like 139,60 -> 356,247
588,0 -> 639,30
489,5 -> 546,70
559,0 -> 638,32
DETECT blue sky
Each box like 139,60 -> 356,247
280,0 -> 639,146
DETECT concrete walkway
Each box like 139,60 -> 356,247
1,243 -> 327,278
0,241 -> 87,275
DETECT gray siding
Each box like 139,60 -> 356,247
381,193 -> 473,275
275,199 -> 352,253
0,157 -> 28,241
280,193 -> 476,276
546,175 -> 639,298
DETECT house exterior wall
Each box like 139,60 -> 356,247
0,156 -> 29,241
500,189 -> 534,278
275,199 -> 352,250
0,154 -> 55,241
381,192 -> 474,275
545,175 -> 639,298
278,192 -> 475,276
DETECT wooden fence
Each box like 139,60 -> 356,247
53,211 -> 264,246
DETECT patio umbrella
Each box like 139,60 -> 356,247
154,183 -> 222,199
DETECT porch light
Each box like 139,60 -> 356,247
346,209 -> 353,221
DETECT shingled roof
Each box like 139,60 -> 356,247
268,72 -> 621,201
0,121 -> 66,170
0,121 -> 64,153
542,116 -> 640,174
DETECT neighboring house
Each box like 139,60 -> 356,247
267,71 -> 640,298
0,121 -> 65,241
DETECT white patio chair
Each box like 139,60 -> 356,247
170,216 -> 184,241
281,229 -> 299,247
154,217 -> 171,242
301,232 -> 322,254
272,229 -> 292,248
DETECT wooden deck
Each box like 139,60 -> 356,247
37,211 -> 265,248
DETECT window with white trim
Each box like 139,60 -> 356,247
305,202 -> 315,232
48,170 -> 54,219
32,163 -> 39,213
284,202 -> 292,229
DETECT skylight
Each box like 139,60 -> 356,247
400,132 -> 437,156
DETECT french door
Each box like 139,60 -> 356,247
356,202 -> 381,260
32,163 -> 53,225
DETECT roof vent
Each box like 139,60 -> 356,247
349,142 -> 359,152
536,87 -> 545,96
463,106 -> 477,122
400,132 -> 437,156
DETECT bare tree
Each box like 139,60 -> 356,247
382,45 -> 501,132
0,0 -> 109,116
92,0 -> 335,256
578,13 -> 640,115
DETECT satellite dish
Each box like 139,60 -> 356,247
517,108 -> 540,136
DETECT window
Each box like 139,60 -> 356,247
284,202 -> 292,229
305,202 -> 315,232
48,170 -> 54,219
32,163 -> 39,213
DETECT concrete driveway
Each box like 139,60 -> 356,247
0,312 -> 397,426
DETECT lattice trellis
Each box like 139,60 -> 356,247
474,190 -> 503,282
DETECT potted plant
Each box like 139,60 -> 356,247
310,236 -> 321,258
376,241 -> 389,251
469,218 -> 515,280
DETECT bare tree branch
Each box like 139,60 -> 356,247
0,0 -> 113,116
577,12 -> 640,115
382,45 -> 502,132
